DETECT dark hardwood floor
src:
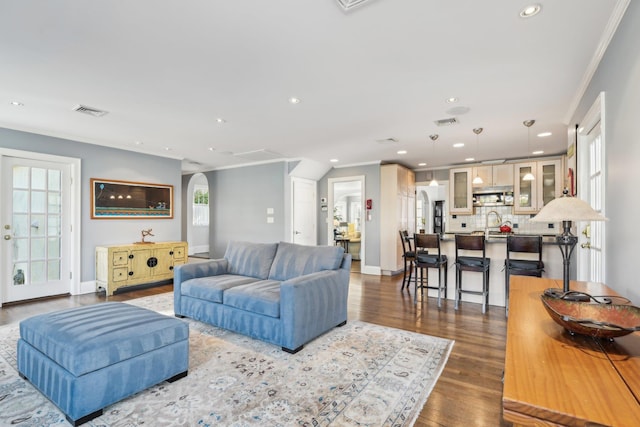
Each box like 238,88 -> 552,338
0,262 -> 511,427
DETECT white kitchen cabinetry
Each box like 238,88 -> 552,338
472,164 -> 514,188
380,164 -> 415,274
449,167 -> 473,214
514,159 -> 563,213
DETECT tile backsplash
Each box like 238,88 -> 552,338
448,205 -> 556,235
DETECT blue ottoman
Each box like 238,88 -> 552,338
17,302 -> 189,426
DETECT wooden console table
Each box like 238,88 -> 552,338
503,276 -> 640,426
96,241 -> 187,296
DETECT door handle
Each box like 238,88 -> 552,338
3,235 -> 11,240
581,225 -> 591,238
294,231 -> 301,235
581,242 -> 591,249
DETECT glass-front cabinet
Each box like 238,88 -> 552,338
514,159 -> 563,213
449,167 -> 473,214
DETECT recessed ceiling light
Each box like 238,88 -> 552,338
164,147 -> 172,151
216,118 -> 226,123
208,147 -> 215,151
446,97 -> 458,103
418,162 -> 427,166
533,150 -> 545,155
397,150 -> 407,155
465,157 -> 475,162
453,143 -> 465,148
289,97 -> 301,104
520,4 -> 541,18
134,141 -> 143,145
330,158 -> 339,163
537,132 -> 552,137
10,101 -> 24,106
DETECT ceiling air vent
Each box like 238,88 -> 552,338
72,104 -> 108,117
434,117 -> 459,127
336,0 -> 374,11
376,138 -> 398,145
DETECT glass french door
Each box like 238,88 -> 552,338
1,156 -> 71,302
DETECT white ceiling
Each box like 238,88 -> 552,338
0,0 -> 627,173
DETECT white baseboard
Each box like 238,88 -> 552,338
361,265 -> 382,275
73,280 -> 98,295
189,245 -> 209,255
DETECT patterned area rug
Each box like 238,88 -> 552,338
0,293 -> 453,426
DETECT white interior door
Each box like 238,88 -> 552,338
577,93 -> 606,283
1,156 -> 71,302
291,177 -> 316,245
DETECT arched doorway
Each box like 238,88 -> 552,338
187,173 -> 210,257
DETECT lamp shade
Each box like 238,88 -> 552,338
530,195 -> 607,222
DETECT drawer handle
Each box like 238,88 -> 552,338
128,254 -> 134,259
147,257 -> 158,268
169,251 -> 174,255
169,266 -> 174,270
128,271 -> 134,276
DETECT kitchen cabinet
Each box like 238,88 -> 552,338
380,164 -> 415,274
96,241 -> 187,296
514,158 -> 563,213
472,164 -> 514,188
449,167 -> 473,214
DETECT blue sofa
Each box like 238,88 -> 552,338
173,241 -> 351,353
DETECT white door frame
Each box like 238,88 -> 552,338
327,175 -> 366,269
0,148 -> 81,304
576,92 -> 606,283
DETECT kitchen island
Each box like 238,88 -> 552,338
412,233 -> 564,309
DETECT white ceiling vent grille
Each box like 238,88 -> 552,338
72,104 -> 108,117
376,138 -> 398,145
336,0 -> 375,11
434,117 -> 459,127
233,149 -> 283,162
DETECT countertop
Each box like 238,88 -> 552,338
439,232 -> 558,244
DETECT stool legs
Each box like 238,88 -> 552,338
455,267 -> 489,314
414,263 -> 447,307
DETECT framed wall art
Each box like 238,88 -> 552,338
91,178 -> 173,219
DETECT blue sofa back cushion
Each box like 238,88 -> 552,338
225,241 -> 278,280
268,241 -> 344,282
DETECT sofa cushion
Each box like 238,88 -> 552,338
181,274 -> 260,303
268,241 -> 344,281
224,241 -> 278,279
223,280 -> 282,318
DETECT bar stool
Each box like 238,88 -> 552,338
413,233 -> 448,307
455,234 -> 491,314
399,230 -> 415,290
504,235 -> 544,317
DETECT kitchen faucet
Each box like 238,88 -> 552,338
485,210 -> 502,238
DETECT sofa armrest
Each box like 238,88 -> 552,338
279,257 -> 350,350
173,259 -> 229,315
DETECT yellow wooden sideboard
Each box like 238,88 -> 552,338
96,241 -> 187,296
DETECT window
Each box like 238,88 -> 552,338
192,185 -> 209,226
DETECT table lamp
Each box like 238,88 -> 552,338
530,190 -> 607,300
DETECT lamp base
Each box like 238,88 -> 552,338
543,288 -> 591,302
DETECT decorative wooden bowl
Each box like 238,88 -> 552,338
540,293 -> 640,339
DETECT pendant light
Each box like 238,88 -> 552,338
428,134 -> 439,186
472,128 -> 484,185
522,120 -> 536,181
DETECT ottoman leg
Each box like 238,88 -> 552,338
68,409 -> 103,427
167,370 -> 188,382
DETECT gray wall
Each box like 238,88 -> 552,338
569,1 -> 640,303
318,164 -> 381,267
204,162 -> 287,258
0,128 -> 182,283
